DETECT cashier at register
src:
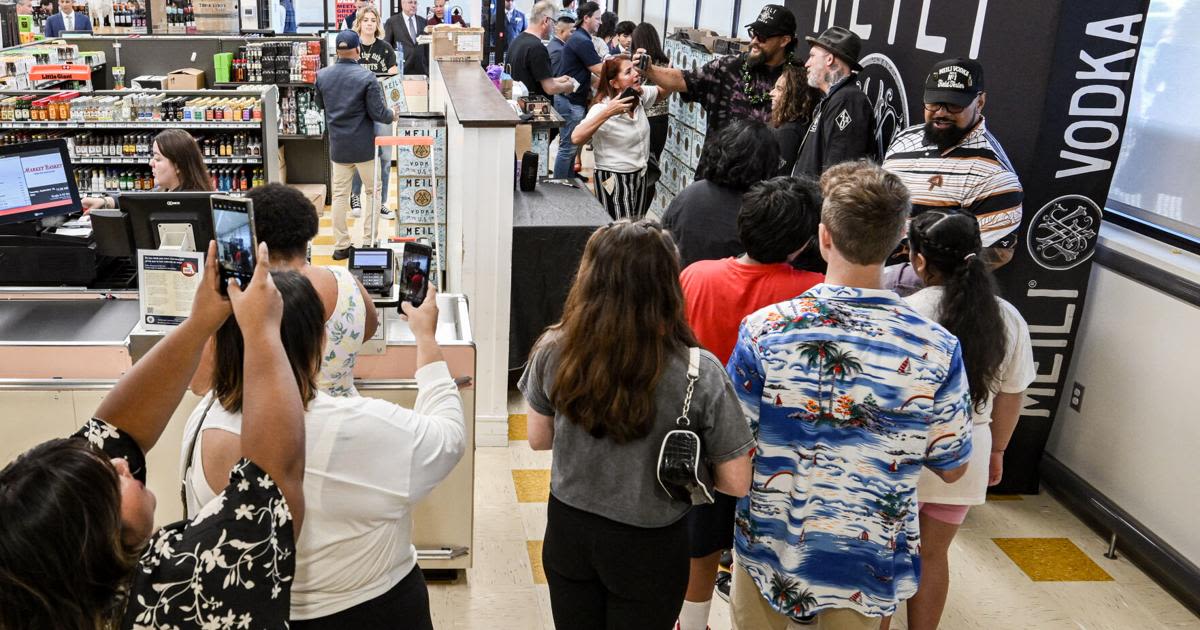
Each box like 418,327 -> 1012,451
82,129 -> 214,210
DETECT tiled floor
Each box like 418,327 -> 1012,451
418,396 -> 1200,630
311,183 -> 1197,630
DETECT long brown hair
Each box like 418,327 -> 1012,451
153,129 -> 214,192
542,220 -> 698,443
212,270 -> 323,413
771,63 -> 819,129
0,439 -> 141,629
591,54 -> 632,106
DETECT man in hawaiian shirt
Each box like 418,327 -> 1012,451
726,160 -> 972,629
636,4 -> 798,179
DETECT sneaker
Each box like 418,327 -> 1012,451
379,205 -> 394,219
350,206 -> 362,218
332,247 -> 351,261
715,571 -> 731,602
350,194 -> 361,210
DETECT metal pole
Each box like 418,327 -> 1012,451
1105,532 -> 1118,560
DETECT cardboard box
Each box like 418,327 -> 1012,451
714,37 -> 752,56
290,183 -> 327,209
430,26 -> 485,61
131,75 -> 168,90
395,177 -> 447,224
166,68 -> 205,90
687,126 -> 705,171
671,27 -> 719,52
393,126 -> 447,177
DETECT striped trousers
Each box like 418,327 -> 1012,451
593,168 -> 647,221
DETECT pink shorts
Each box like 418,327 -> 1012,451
918,501 -> 971,525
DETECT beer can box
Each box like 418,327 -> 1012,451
393,123 -> 447,177
395,177 -> 447,224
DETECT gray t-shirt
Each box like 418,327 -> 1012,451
518,337 -> 755,528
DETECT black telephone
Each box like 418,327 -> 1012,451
348,247 -> 395,297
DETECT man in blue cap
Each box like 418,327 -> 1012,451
315,30 -> 401,260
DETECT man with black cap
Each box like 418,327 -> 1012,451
636,4 -> 798,179
315,30 -> 401,260
883,58 -> 1022,271
551,0 -> 603,179
791,26 -> 878,178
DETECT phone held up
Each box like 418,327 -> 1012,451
399,242 -> 433,308
209,194 -> 257,295
618,86 -> 640,111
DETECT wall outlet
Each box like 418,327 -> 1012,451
1069,382 -> 1085,412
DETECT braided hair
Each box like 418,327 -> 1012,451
909,211 -> 1008,412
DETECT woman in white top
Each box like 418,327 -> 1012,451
882,211 -> 1035,630
190,184 -> 378,398
182,273 -> 465,629
571,55 -> 673,220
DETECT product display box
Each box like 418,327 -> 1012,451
395,177 -> 447,224
166,68 -> 205,90
672,27 -> 719,52
393,126 -> 447,177
686,126 -> 705,171
430,26 -> 484,61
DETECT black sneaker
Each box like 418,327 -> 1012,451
332,247 -> 351,261
719,550 -> 733,570
380,205 -> 394,218
715,571 -> 731,602
350,194 -> 361,209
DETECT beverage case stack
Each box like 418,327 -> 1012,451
393,120 -> 447,277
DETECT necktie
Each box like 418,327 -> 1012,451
409,16 -> 417,41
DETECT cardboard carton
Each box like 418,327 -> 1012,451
166,68 -> 205,90
671,27 -> 719,52
430,26 -> 485,61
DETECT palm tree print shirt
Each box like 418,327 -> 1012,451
726,283 -> 972,619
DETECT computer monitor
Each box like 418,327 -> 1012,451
0,139 -> 83,226
119,191 -> 217,255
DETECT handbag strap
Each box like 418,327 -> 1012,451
676,347 -> 701,428
179,395 -> 217,517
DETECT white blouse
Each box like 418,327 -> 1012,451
181,361 -> 466,619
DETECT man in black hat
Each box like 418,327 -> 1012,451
791,26 -> 878,179
636,4 -> 798,178
883,58 -> 1022,271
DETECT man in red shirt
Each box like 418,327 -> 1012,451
676,175 -> 824,630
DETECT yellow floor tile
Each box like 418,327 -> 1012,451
512,469 -> 550,503
312,235 -> 335,246
986,494 -> 1024,501
993,537 -> 1114,582
310,255 -> 344,267
508,414 -> 528,441
526,540 -> 546,585
319,217 -> 332,228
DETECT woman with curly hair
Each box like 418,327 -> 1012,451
770,62 -> 821,175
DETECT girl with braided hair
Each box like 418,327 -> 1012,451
882,210 -> 1036,630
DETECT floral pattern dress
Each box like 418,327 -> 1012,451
317,265 -> 369,397
72,418 -> 296,629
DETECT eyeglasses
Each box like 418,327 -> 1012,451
747,28 -> 780,42
923,97 -> 977,115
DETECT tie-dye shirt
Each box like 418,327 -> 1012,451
727,283 -> 972,619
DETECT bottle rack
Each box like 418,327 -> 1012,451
0,88 -> 280,195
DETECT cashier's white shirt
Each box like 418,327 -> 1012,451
181,361 -> 466,620
906,287 -> 1036,504
583,85 -> 659,173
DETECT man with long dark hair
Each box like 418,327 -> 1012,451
636,4 -> 798,179
883,59 -> 1023,271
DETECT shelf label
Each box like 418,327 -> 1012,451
29,64 -> 92,82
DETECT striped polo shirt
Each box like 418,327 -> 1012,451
883,119 -> 1023,247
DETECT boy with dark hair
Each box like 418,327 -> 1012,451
676,175 -> 824,630
728,160 -> 972,629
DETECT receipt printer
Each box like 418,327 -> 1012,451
348,247 -> 394,297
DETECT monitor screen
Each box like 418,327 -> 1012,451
119,192 -> 218,254
352,249 -> 390,268
0,139 -> 82,226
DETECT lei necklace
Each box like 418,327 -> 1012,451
740,52 -> 796,105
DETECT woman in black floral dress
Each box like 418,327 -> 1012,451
0,242 -> 308,630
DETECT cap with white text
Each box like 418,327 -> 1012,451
924,58 -> 985,107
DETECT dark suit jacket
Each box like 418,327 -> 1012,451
384,13 -> 429,75
43,11 -> 92,38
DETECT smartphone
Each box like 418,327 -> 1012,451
210,194 -> 257,295
618,86 -> 640,110
399,242 -> 433,307
636,53 -> 649,72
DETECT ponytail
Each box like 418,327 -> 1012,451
909,212 -> 1008,412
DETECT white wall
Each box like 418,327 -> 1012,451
1046,223 -> 1200,566
618,0 -> 794,40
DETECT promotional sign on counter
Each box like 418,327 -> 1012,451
137,250 -> 204,331
783,0 -> 1151,492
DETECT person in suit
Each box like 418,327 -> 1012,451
43,0 -> 92,37
384,0 -> 428,75
504,0 -> 527,48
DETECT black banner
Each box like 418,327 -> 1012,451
783,0 -> 1151,492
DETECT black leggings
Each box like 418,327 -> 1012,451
543,494 -> 690,630
290,564 -> 433,630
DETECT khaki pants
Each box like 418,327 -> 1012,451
330,159 -> 376,250
731,563 -> 879,630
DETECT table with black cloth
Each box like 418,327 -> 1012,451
508,180 -> 611,382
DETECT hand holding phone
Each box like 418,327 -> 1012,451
634,48 -> 649,72
399,242 -> 433,308
210,195 -> 257,296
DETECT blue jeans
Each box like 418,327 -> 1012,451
553,96 -> 586,179
353,123 -> 392,205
